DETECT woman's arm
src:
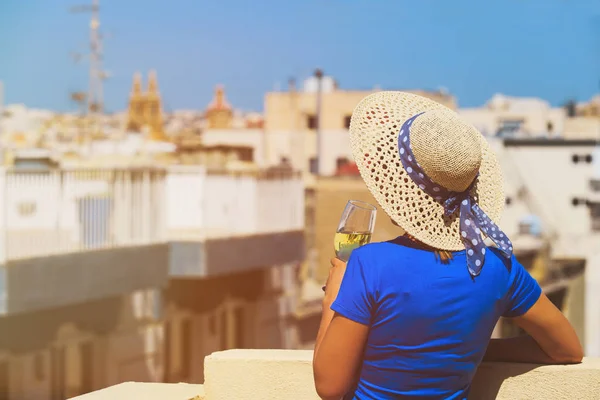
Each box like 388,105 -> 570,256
313,307 -> 369,400
484,293 -> 583,364
313,258 -> 370,400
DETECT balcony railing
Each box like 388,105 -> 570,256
71,350 -> 600,400
166,167 -> 304,241
0,166 -> 304,261
0,168 -> 167,260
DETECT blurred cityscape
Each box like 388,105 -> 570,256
1,1 -> 600,399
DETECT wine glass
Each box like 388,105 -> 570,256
334,200 -> 377,262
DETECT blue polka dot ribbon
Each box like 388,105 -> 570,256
397,113 -> 513,277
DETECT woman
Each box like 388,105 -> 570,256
312,92 -> 583,400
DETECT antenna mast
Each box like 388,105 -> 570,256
71,0 -> 108,138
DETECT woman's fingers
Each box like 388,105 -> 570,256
323,258 -> 347,293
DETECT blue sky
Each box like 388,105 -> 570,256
1,0 -> 600,113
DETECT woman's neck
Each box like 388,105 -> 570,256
402,233 -> 454,264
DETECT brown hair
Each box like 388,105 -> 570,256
391,218 -> 454,264
405,233 -> 454,264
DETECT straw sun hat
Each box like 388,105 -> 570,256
349,91 -> 506,253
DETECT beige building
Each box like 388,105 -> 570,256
263,77 -> 456,181
459,93 -> 600,141
459,93 -> 566,138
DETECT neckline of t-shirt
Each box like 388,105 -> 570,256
388,236 -> 467,255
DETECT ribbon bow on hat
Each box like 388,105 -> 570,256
398,113 -> 513,277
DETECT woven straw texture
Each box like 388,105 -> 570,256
349,91 -> 505,251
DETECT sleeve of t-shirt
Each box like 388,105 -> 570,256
330,250 -> 374,326
502,255 -> 543,318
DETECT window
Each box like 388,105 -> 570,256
336,157 -> 350,170
17,202 -> 36,217
344,115 -> 352,129
238,148 -> 253,162
496,119 -> 524,137
505,197 -> 512,206
572,154 -> 593,164
307,115 -> 318,130
309,158 -> 318,174
547,121 -> 554,133
572,197 -> 590,207
591,204 -> 600,232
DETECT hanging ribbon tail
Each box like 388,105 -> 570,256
471,204 -> 513,259
458,198 -> 487,278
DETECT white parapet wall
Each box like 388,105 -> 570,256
204,350 -> 600,400
72,349 -> 600,400
0,166 -> 305,261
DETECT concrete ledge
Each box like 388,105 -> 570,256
204,349 -> 600,400
69,382 -> 205,400
204,350 -> 316,400
69,350 -> 600,399
470,359 -> 600,399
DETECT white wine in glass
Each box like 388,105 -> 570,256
334,200 -> 377,262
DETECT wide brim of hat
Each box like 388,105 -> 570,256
349,91 -> 505,251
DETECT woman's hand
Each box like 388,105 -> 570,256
323,258 -> 347,305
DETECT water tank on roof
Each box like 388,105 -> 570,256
303,76 -> 337,93
518,214 -> 542,236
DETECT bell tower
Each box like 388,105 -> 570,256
126,72 -> 144,131
144,70 -> 165,140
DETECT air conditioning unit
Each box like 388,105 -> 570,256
518,214 -> 542,236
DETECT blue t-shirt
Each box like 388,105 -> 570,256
330,237 -> 542,400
